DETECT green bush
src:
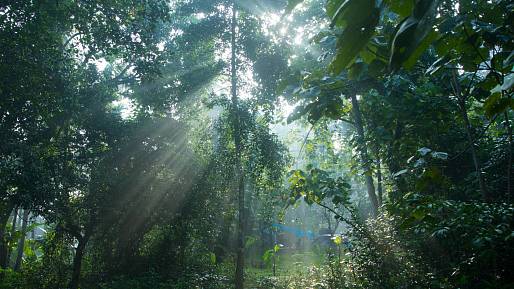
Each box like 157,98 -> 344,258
391,193 -> 514,288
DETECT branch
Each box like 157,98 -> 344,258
110,65 -> 132,83
449,114 -> 498,161
295,123 -> 314,167
314,201 -> 361,232
63,32 -> 83,48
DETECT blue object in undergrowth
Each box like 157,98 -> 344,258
271,223 -> 315,240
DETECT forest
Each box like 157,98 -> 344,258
0,0 -> 513,288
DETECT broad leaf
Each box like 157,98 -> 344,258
330,7 -> 379,74
385,0 -> 415,17
389,0 -> 438,71
484,92 -> 514,118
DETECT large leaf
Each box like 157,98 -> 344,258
484,92 -> 514,118
403,30 -> 439,69
330,6 -> 379,74
329,0 -> 376,29
385,0 -> 415,17
326,0 -> 343,18
389,0 -> 438,71
501,73 -> 514,91
425,55 -> 452,75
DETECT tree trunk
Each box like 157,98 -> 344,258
230,3 -> 245,289
350,93 -> 379,217
386,121 -> 408,199
377,158 -> 383,206
14,209 -> 29,271
505,111 -> 513,201
6,206 -> 18,267
452,71 -> 488,200
0,201 -> 14,268
459,101 -> 488,199
69,237 -> 87,289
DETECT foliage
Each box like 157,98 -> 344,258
1,0 -> 513,288
392,193 -> 514,288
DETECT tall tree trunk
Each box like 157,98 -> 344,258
505,111 -> 513,201
69,236 -> 87,289
0,201 -> 14,268
350,93 -> 379,217
6,206 -> 18,267
14,209 -> 29,271
452,71 -> 488,200
377,158 -> 383,206
230,3 -> 245,289
386,121 -> 408,199
459,101 -> 488,199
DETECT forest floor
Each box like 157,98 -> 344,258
245,251 -> 323,289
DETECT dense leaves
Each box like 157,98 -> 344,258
0,0 -> 513,288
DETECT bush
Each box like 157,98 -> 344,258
391,193 -> 514,288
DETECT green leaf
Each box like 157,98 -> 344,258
368,59 -> 386,77
484,92 -> 514,118
393,169 -> 409,177
287,104 -> 308,123
389,0 -> 438,71
326,0 -> 341,18
403,30 -> 438,69
329,0 -> 353,28
425,55 -> 452,75
385,0 -> 415,17
262,249 -> 273,262
330,7 -> 379,74
348,61 -> 365,80
412,208 -> 426,220
245,236 -> 257,249
501,73 -> 514,91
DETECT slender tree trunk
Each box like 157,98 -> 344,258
6,206 -> 18,267
459,101 -> 488,199
0,202 -> 14,268
377,158 -> 383,206
350,93 -> 379,217
69,236 -> 87,289
230,3 -> 245,289
451,71 -> 488,199
386,121 -> 408,199
505,111 -> 513,201
325,208 -> 332,233
14,209 -> 29,271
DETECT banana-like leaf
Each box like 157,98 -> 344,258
389,0 -> 439,71
330,6 -> 379,74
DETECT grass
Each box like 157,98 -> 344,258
245,250 -> 325,288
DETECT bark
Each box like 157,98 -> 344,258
6,206 -> 18,267
377,159 -> 383,206
452,71 -> 488,200
14,209 -> 29,271
459,101 -> 488,199
0,201 -> 14,268
350,93 -> 379,217
69,236 -> 87,289
505,111 -> 513,201
230,3 -> 245,289
386,121 -> 408,199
